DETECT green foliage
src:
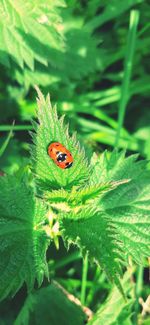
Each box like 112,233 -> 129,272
115,9 -> 139,148
45,180 -> 129,209
0,0 -> 150,323
31,88 -> 150,296
61,207 -> 124,291
97,151 -> 150,263
32,87 -> 89,190
0,0 -> 144,91
89,271 -> 134,325
0,0 -> 101,88
61,150 -> 150,290
15,282 -> 86,325
0,0 -> 65,69
0,138 -> 29,174
0,173 -> 50,301
86,0 -> 142,30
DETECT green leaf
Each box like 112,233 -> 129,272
61,207 -> 124,292
0,173 -> 50,301
32,87 -> 89,190
14,282 -> 87,325
90,150 -> 146,184
60,150 -> 150,291
0,0 -> 65,69
45,180 -> 129,208
96,151 -> 150,264
89,271 -> 134,325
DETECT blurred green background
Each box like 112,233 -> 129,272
1,0 -> 150,175
0,0 -> 150,324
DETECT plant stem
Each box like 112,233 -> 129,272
115,10 -> 139,148
133,265 -> 144,325
0,125 -> 33,131
53,251 -> 81,270
0,122 -> 14,157
138,22 -> 150,37
81,253 -> 88,305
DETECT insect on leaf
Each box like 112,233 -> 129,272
32,86 -> 89,190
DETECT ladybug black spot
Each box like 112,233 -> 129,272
57,153 -> 67,162
65,162 -> 73,169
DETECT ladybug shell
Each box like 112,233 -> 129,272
47,142 -> 73,169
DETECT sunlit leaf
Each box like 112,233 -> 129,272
0,173 -> 50,301
61,151 -> 150,292
32,87 -> 89,190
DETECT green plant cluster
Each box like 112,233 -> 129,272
0,1 -> 150,324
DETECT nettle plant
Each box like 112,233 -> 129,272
0,88 -> 150,321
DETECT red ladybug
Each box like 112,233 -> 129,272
47,142 -> 73,169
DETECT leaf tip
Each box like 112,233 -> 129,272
34,85 -> 45,102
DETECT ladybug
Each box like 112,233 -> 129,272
47,142 -> 73,169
